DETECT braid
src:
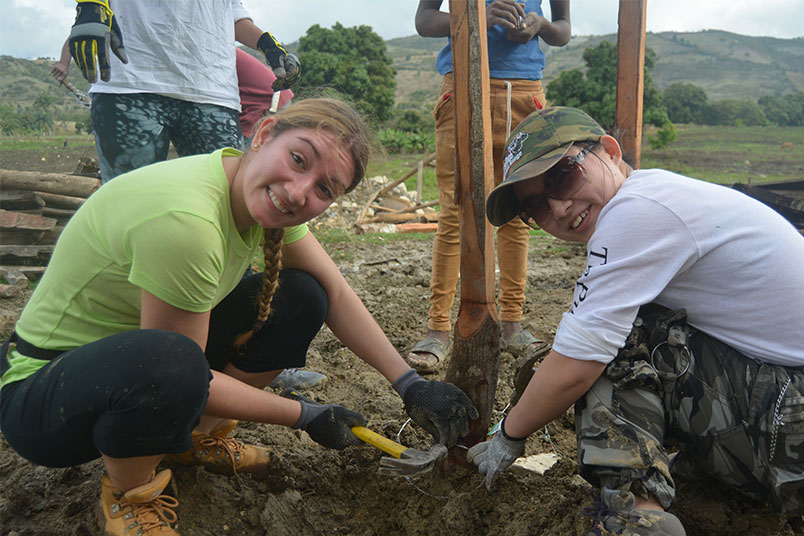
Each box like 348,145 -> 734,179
233,228 -> 285,352
257,228 -> 284,325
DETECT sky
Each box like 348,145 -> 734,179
2,0 -> 802,60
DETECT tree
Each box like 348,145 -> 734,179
546,41 -> 669,130
733,100 -> 767,126
297,23 -> 396,123
702,99 -> 740,125
33,94 -> 58,110
758,92 -> 804,126
394,109 -> 432,133
701,99 -> 767,126
663,83 -> 708,124
0,102 -> 54,135
647,122 -> 676,150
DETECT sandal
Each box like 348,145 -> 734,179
501,329 -> 548,354
406,337 -> 449,374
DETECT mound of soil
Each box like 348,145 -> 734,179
0,176 -> 800,536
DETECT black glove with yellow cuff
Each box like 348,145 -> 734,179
69,0 -> 128,82
257,32 -> 300,90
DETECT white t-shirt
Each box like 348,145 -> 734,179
553,169 -> 804,368
88,1 -> 251,110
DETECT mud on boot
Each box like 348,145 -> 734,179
163,419 -> 271,477
585,486 -> 686,536
98,469 -> 179,535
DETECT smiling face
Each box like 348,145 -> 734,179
229,117 -> 355,232
511,136 -> 626,243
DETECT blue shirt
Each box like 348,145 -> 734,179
435,0 -> 546,80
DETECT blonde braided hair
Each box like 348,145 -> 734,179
234,228 -> 285,351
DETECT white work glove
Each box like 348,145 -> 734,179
466,417 -> 526,490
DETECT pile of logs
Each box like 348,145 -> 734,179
1,161 -> 100,291
353,153 -> 439,231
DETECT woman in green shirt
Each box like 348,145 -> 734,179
0,98 -> 477,536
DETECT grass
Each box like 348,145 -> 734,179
316,228 -> 434,245
0,134 -> 95,152
366,150 -> 439,203
641,124 -> 803,185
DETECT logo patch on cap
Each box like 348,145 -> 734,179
503,132 -> 529,179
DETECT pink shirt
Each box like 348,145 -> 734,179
235,48 -> 294,138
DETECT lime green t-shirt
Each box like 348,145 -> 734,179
1,148 -> 307,388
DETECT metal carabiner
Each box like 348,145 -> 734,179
650,325 -> 692,378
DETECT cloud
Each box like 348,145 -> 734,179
247,1 -> 418,44
2,0 -> 73,59
1,0 -> 801,60
646,0 -> 803,38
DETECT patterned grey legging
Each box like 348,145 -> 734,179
91,93 -> 242,182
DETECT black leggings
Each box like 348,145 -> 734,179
0,269 -> 328,467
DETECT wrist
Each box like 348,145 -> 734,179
391,368 -> 426,399
257,32 -> 286,56
293,399 -> 322,429
500,416 -> 527,442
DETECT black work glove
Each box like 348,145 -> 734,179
284,390 -> 366,450
393,369 -> 479,447
257,32 -> 300,90
69,0 -> 128,82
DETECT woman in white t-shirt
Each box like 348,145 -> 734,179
468,106 -> 804,535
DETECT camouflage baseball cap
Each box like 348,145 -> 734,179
486,106 -> 605,226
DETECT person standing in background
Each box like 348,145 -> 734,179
236,48 -> 294,147
66,0 -> 300,182
50,40 -> 72,83
408,0 -> 572,372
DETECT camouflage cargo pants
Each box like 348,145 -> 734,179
575,304 -> 804,515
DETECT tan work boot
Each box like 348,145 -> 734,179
98,469 -> 179,535
164,419 -> 271,477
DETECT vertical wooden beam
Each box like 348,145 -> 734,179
615,0 -> 647,167
444,0 -> 501,448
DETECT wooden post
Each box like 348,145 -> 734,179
615,0 -> 647,168
416,159 -> 424,204
444,0 -> 501,448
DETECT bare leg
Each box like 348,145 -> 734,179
102,454 -> 164,492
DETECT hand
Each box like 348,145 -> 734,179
286,390 -> 367,450
506,12 -> 542,44
487,0 -> 526,30
257,32 -> 301,90
392,369 -> 479,446
466,418 -> 526,489
51,63 -> 69,82
68,0 -> 128,83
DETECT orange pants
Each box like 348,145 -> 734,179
428,74 -> 546,332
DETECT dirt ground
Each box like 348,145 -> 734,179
1,154 -> 801,536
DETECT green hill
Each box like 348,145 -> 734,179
3,30 -> 803,118
0,55 -> 91,117
391,30 -> 804,111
